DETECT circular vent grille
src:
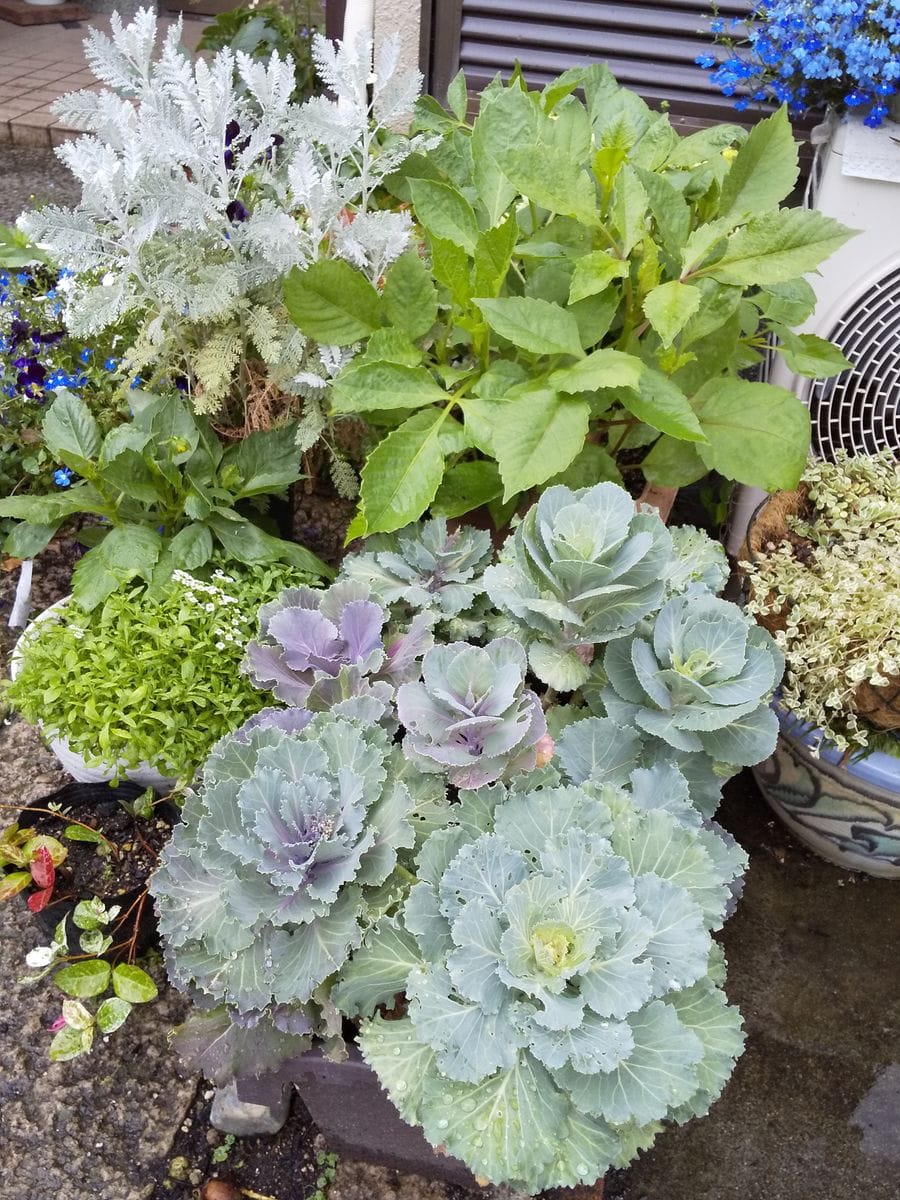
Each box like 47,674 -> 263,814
806,264 -> 900,460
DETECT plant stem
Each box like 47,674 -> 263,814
0,803 -> 120,860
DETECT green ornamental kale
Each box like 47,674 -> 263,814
483,483 -> 673,691
397,638 -> 547,789
339,517 -> 492,621
334,752 -> 746,1193
601,592 -> 784,767
150,714 -> 428,1019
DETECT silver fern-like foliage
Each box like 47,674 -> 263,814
18,12 -> 427,420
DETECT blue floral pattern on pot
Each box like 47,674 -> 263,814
753,706 -> 900,878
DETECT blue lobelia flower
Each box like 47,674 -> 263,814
53,467 -> 73,487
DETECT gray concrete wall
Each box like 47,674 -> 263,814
374,0 -> 422,81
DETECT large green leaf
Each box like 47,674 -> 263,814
283,259 -> 382,344
692,377 -> 810,490
99,449 -> 161,505
42,390 -> 101,474
642,281 -> 702,348
611,166 -> 649,257
501,146 -> 600,226
551,348 -> 642,394
431,460 -> 502,517
4,521 -> 61,559
563,1000 -> 703,1126
634,167 -> 691,260
774,328 -> 852,378
708,209 -> 854,286
409,179 -> 480,255
428,235 -> 472,308
471,85 -> 540,226
358,1015 -> 438,1122
206,513 -> 331,578
357,408 -> 447,534
640,437 -> 708,487
473,217 -> 517,298
619,370 -> 706,443
476,297 -> 584,359
168,523 -> 214,570
383,250 -> 439,341
332,361 -> 449,413
333,917 -> 423,1018
488,389 -> 590,499
718,106 -> 799,224
568,251 -> 629,304
419,1050 -> 567,1186
71,524 -> 162,610
224,424 -> 303,498
0,487 -> 106,525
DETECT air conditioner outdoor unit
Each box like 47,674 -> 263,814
725,117 -> 900,553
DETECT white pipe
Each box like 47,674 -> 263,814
9,559 -> 33,629
342,0 -> 375,50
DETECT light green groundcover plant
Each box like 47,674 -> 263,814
334,731 -> 747,1193
284,68 -> 853,536
7,561 -> 316,782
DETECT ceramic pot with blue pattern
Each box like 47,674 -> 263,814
752,705 -> 900,878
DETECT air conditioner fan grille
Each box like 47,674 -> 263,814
807,264 -> 900,460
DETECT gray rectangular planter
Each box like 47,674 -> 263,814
293,1043 -> 479,1189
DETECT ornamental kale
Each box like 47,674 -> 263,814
601,592 -> 784,767
243,578 -> 431,715
339,517 -> 492,623
699,1 -> 900,127
397,638 -> 547,788
150,713 -> 427,1019
334,751 -> 747,1193
483,483 -> 674,691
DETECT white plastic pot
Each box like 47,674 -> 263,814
9,599 -> 178,793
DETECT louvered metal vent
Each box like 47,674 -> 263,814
807,266 -> 900,460
429,0 -> 753,122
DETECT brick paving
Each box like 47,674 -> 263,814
0,13 -> 203,147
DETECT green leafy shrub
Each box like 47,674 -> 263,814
0,390 -> 330,602
285,72 -> 853,535
7,562 -> 317,782
197,0 -> 321,103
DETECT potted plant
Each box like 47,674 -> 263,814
150,482 -> 783,1193
6,559 -> 325,789
741,450 -> 900,876
282,65 -> 855,538
0,781 -> 166,1060
699,0 -> 900,128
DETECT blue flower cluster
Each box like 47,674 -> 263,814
698,1 -> 900,127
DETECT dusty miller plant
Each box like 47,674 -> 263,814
19,10 -> 427,490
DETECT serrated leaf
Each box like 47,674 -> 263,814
383,250 -> 439,341
419,1050 -> 567,1185
642,281 -> 702,348
168,523 -> 214,570
409,179 -> 480,254
692,377 -> 810,491
358,1014 -> 438,1120
490,389 -> 590,500
283,259 -> 382,345
664,982 -> 745,1098
225,424 -> 304,498
54,960 -> 111,998
640,436 -> 708,487
431,460 -> 502,518
774,329 -> 852,378
71,525 -> 162,610
708,209 -> 855,286
270,889 -> 364,1003
112,963 -> 158,1004
42,390 -> 101,474
471,85 -> 539,226
501,146 -> 600,227
473,217 -> 517,298
551,348 -> 642,394
568,251 -> 629,304
620,370 -> 706,443
358,409 -> 447,533
718,106 -> 799,224
476,296 -> 584,359
447,69 -> 468,121
332,362 -> 449,413
333,916 -> 423,1018
564,1000 -> 703,1126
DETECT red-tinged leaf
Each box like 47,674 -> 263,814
30,846 -> 55,891
27,887 -> 53,913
